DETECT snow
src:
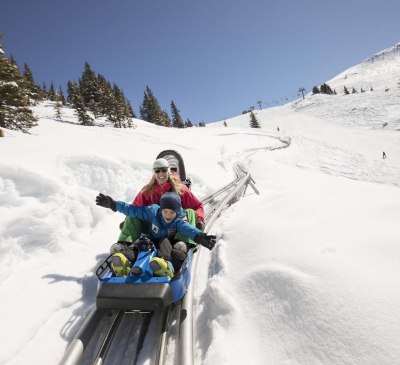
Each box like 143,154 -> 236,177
1,43 -> 400,365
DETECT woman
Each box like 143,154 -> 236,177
111,158 -> 205,256
131,158 -> 204,223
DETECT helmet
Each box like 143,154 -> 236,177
153,158 -> 169,169
169,162 -> 178,172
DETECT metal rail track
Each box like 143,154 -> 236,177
178,163 -> 258,365
59,164 -> 258,365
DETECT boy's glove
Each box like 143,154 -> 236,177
96,193 -> 117,212
196,220 -> 205,231
194,233 -> 217,250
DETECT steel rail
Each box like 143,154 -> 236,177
178,163 -> 257,365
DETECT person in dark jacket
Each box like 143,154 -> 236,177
96,192 -> 216,277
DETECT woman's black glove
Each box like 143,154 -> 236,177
194,233 -> 217,250
95,193 -> 117,212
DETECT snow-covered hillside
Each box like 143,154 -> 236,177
297,42 -> 400,130
1,43 -> 400,365
216,42 -> 400,131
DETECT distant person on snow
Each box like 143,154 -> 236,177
111,158 -> 205,264
96,192 -> 216,278
383,152 -> 387,159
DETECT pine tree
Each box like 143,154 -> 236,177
312,86 -> 320,94
22,63 -> 41,102
0,36 -> 37,133
96,74 -> 112,116
75,97 -> 94,125
140,85 -> 164,126
186,118 -> 193,127
118,86 -> 134,127
41,82 -> 48,99
79,62 -> 102,117
126,100 -> 136,118
171,101 -> 185,128
249,111 -> 261,128
102,79 -> 115,118
9,54 -> 18,68
54,100 -> 63,120
67,81 -> 93,125
75,69 -> 136,126
320,83 -> 333,95
104,88 -> 121,127
161,110 -> 171,127
49,81 -> 57,101
140,88 -> 150,122
58,85 -> 66,104
108,84 -> 132,128
66,81 -> 77,104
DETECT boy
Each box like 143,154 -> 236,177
96,192 -> 216,277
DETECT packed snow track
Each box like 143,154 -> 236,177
58,163 -> 258,365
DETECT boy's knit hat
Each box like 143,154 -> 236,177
160,192 -> 182,212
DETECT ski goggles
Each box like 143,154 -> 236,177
154,168 -> 168,174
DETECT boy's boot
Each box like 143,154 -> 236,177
171,248 -> 187,273
149,257 -> 175,279
111,253 -> 131,277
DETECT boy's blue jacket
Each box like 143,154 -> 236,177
116,201 -> 201,241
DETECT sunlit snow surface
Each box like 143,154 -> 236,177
1,43 -> 400,365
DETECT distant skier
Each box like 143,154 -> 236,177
277,126 -> 280,132
383,152 -> 387,159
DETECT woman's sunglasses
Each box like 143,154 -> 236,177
154,168 -> 168,174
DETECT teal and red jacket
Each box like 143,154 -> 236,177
116,201 -> 201,242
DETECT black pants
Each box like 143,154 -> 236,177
158,238 -> 188,272
158,238 -> 174,261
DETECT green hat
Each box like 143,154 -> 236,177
153,158 -> 169,169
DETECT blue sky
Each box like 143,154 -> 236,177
2,0 -> 400,123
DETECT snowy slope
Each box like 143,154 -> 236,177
296,42 -> 400,130
1,42 -> 400,365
